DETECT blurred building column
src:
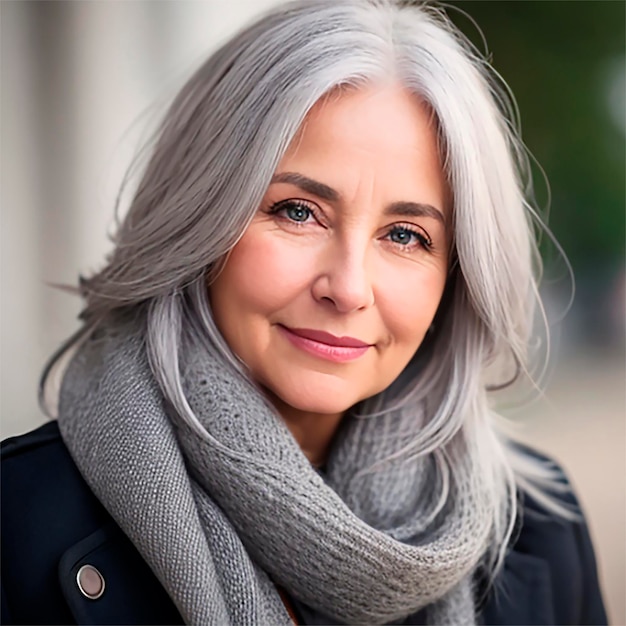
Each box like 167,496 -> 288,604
1,0 -> 281,437
1,1 -> 45,436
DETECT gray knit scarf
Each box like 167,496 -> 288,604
58,318 -> 491,625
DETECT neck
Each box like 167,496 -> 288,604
263,391 -> 345,467
282,410 -> 345,467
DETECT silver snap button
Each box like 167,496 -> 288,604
76,564 -> 105,600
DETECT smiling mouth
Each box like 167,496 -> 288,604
277,325 -> 372,363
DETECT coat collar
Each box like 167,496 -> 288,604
58,523 -> 183,625
58,521 -> 555,626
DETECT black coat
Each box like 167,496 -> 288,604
1,421 -> 607,625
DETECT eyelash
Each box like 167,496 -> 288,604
267,199 -> 433,252
267,199 -> 319,225
386,224 -> 433,251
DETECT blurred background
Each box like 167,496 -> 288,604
1,1 -> 624,622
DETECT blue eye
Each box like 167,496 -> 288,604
285,203 -> 312,222
387,226 -> 432,249
268,199 -> 318,225
389,228 -> 414,245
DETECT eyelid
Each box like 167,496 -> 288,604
267,198 -> 326,226
268,197 -> 319,213
389,221 -> 432,243
266,201 -> 433,249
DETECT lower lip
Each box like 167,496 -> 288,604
278,326 -> 370,363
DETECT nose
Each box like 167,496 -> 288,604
311,241 -> 375,313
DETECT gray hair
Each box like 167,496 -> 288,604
42,0 -> 571,576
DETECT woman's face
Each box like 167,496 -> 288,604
209,84 -> 449,420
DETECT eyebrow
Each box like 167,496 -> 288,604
383,201 -> 446,226
271,172 -> 339,202
270,171 -> 446,227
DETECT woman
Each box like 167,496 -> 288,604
1,1 -> 607,624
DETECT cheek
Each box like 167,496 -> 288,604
214,231 -> 317,312
377,264 -> 446,343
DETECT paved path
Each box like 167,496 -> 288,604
512,354 -> 625,625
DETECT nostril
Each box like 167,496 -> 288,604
311,265 -> 375,313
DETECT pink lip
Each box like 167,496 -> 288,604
278,325 -> 372,363
286,327 -> 370,348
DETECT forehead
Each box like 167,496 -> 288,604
278,83 -> 449,216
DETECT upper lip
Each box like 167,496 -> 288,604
281,326 -> 372,348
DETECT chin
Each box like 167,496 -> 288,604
290,398 -> 356,416
256,367 -> 383,418
270,383 -> 370,417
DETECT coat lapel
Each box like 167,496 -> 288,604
479,550 -> 556,625
58,523 -> 183,625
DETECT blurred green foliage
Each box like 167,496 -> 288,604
447,0 -> 625,268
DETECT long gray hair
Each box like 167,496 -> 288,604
42,0 -> 570,574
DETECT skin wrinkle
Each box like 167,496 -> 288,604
271,172 -> 446,226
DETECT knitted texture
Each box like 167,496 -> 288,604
58,320 -> 491,625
